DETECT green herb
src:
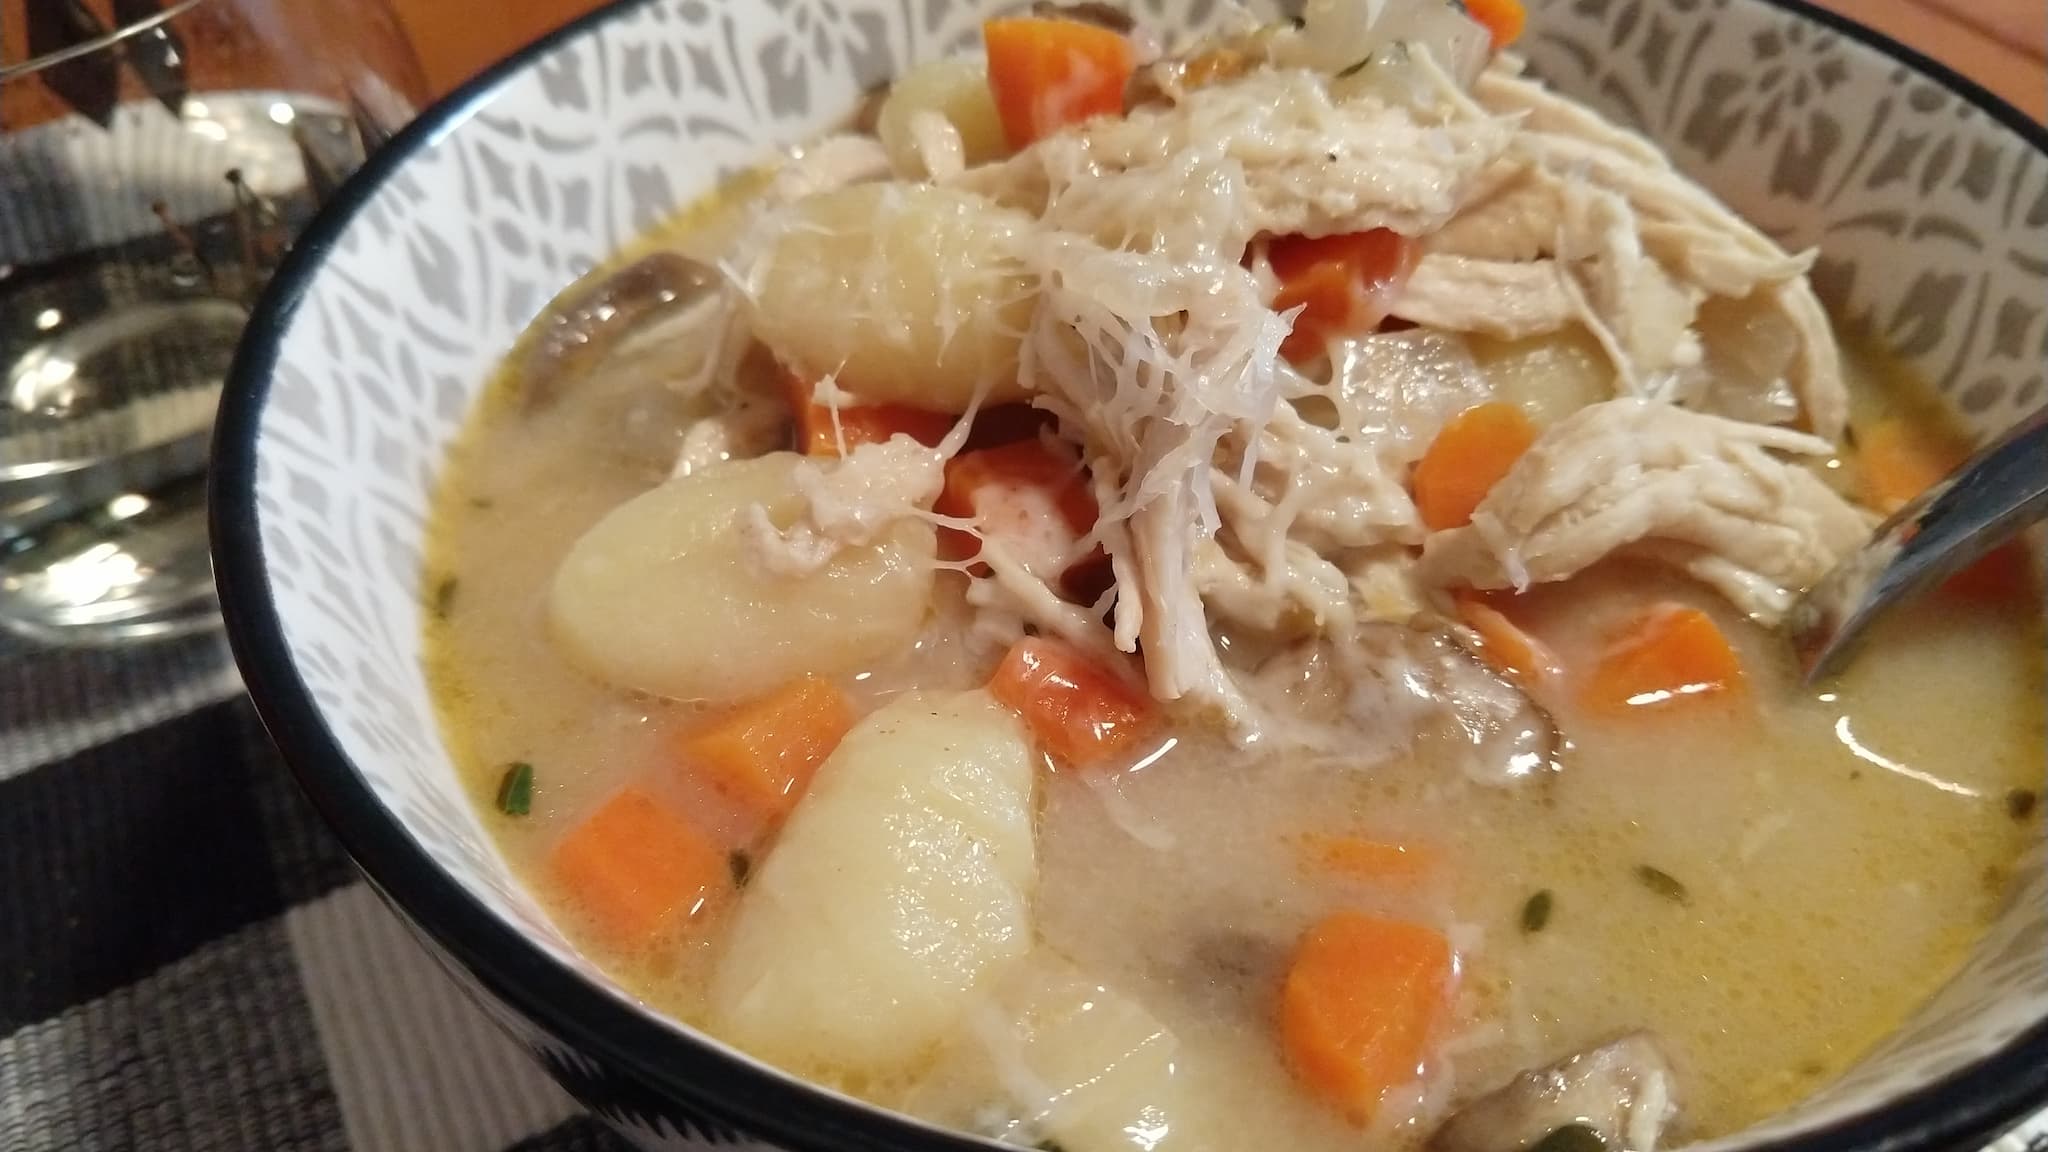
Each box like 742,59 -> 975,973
1530,1125 -> 1608,1152
729,850 -> 753,887
1521,889 -> 1554,934
1335,56 -> 1372,78
1635,865 -> 1690,905
1035,1142 -> 1069,1152
2006,788 -> 2038,822
468,495 -> 495,510
430,577 -> 459,621
496,762 -> 534,816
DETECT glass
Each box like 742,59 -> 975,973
0,0 -> 426,645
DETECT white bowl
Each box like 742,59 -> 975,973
211,0 -> 2048,1148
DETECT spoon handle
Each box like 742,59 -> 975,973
1793,404 -> 2048,683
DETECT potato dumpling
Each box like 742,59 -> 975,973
747,183 -> 1038,412
707,690 -> 1037,1078
909,954 -> 1188,1152
548,453 -> 934,701
876,56 -> 1009,175
1467,325 -> 1613,427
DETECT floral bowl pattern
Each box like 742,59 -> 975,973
210,0 -> 2048,1150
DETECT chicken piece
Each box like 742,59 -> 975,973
1428,165 -> 1563,264
961,69 -> 1515,247
1419,399 -> 1872,623
1554,181 -> 1705,390
1390,255 -> 1578,341
1430,1033 -> 1678,1152
739,436 -> 947,577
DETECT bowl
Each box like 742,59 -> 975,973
210,0 -> 2048,1149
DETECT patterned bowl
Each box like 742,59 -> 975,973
210,0 -> 2048,1149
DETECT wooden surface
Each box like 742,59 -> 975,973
392,0 -> 2044,120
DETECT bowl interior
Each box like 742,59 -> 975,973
230,0 -> 2048,1146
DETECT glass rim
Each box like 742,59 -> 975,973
0,0 -> 215,83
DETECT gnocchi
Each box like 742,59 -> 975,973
548,452 -> 935,701
707,690 -> 1038,1077
876,56 -> 1009,176
745,183 -> 1038,411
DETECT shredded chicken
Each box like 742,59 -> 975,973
961,69 -> 1516,247
739,436 -> 946,576
1391,255 -> 1577,340
1419,399 -> 1873,621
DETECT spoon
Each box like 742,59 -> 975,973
1789,404 -> 2048,683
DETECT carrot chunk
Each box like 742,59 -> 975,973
988,635 -> 1156,769
680,675 -> 856,826
550,788 -> 727,945
935,439 -> 1099,565
984,17 -> 1135,149
1854,417 -> 2035,601
1412,402 -> 1539,531
1455,594 -> 1562,688
1279,912 -> 1455,1124
1268,230 -> 1418,362
784,370 -> 955,457
1463,0 -> 1526,48
1298,837 -> 1436,887
1582,603 -> 1744,713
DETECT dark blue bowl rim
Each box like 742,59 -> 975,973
210,1 -> 2048,1150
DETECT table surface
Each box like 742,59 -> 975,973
395,0 -> 2046,119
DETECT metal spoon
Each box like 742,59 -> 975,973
1789,404 -> 2048,683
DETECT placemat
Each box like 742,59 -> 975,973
0,631 -> 631,1152
2,629 -> 2044,1152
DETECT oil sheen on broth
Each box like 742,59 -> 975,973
420,8 -> 2046,1150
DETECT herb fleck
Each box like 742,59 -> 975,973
430,577 -> 459,621
1335,56 -> 1372,78
468,495 -> 495,510
1035,1142 -> 1069,1152
729,850 -> 753,887
1521,890 -> 1554,934
2006,789 -> 2038,822
496,762 -> 534,816
1634,865 -> 1690,904
1530,1125 -> 1607,1152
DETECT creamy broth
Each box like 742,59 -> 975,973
426,336 -> 2042,1148
421,6 -> 2047,1149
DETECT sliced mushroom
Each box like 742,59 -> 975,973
519,251 -> 722,410
1430,1033 -> 1678,1152
1424,635 -> 1563,788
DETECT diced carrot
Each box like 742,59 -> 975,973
1298,836 -> 1436,887
1278,912 -> 1455,1125
1855,417 -> 2034,601
1268,230 -> 1418,362
1463,0 -> 1526,48
962,403 -> 1059,452
988,635 -> 1156,769
1581,603 -> 1744,714
1412,402 -> 1539,532
1454,593 -> 1562,688
983,17 -> 1135,149
784,368 -> 956,457
936,438 -> 1099,565
550,788 -> 727,946
680,675 -> 855,826
1856,418 -> 1970,513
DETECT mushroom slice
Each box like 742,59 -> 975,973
1430,1033 -> 1678,1152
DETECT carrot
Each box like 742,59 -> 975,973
935,438 -> 1099,565
784,368 -> 956,457
1462,0 -> 1526,48
1856,417 -> 2034,601
680,675 -> 855,826
1581,603 -> 1744,714
983,17 -> 1135,149
1298,836 -> 1436,887
988,635 -> 1156,769
550,788 -> 728,945
1455,593 -> 1562,688
1268,230 -> 1418,362
1278,912 -> 1455,1124
1412,402 -> 1539,532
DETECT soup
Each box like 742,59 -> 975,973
423,3 -> 2044,1150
